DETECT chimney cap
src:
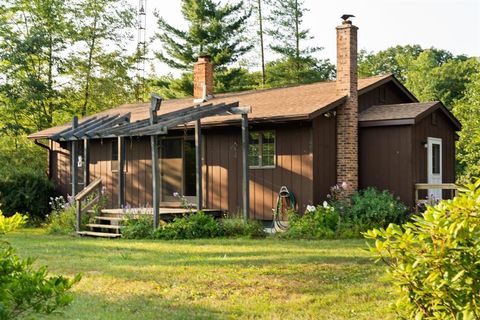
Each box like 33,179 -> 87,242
197,53 -> 212,62
341,14 -> 355,22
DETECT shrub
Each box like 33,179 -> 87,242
342,188 -> 408,233
284,204 -> 340,239
220,217 -> 265,238
45,196 -> 78,235
364,180 -> 480,319
121,213 -> 154,239
153,211 -> 220,240
0,167 -> 54,221
0,211 -> 81,319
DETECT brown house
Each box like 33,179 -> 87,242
30,18 -> 461,222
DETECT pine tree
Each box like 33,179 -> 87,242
154,0 -> 253,71
265,0 -> 332,85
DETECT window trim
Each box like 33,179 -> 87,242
249,130 -> 276,170
111,140 -> 128,173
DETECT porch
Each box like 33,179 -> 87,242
54,95 -> 251,237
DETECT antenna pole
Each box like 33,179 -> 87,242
135,0 -> 147,102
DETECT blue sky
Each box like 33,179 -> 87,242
130,0 -> 480,76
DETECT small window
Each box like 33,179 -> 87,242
249,131 -> 275,168
432,113 -> 438,126
432,143 -> 440,174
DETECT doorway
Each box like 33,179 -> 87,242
160,137 -> 197,205
427,137 -> 442,201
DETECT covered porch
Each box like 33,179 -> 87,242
49,95 -> 251,236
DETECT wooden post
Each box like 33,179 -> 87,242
241,114 -> 250,220
151,135 -> 159,228
150,94 -> 162,228
71,116 -> 78,198
195,119 -> 202,211
83,139 -> 90,188
118,136 -> 125,207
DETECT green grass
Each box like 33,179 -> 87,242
5,229 -> 394,319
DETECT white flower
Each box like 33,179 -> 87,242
341,182 -> 348,189
173,192 -> 180,197
323,201 -> 329,208
306,205 -> 316,212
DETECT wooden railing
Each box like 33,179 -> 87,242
414,183 -> 458,212
75,178 -> 103,232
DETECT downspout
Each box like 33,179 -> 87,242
34,139 -> 52,180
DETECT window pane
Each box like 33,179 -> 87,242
249,133 -> 260,167
262,131 -> 275,166
432,144 -> 440,174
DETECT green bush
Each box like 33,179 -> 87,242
153,211 -> 221,240
0,167 -> 54,221
0,211 -> 81,319
364,180 -> 480,319
220,217 -> 265,238
341,188 -> 408,233
121,214 -> 154,239
284,205 -> 340,239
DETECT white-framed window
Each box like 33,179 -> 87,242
249,131 -> 275,169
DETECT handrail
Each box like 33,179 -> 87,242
414,183 -> 458,212
75,178 -> 103,232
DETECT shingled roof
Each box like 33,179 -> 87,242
30,74 -> 393,139
359,102 -> 461,129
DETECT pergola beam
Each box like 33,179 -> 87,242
150,94 -> 162,229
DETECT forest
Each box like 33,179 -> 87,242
0,0 -> 479,217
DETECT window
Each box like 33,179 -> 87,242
249,131 -> 275,168
432,143 -> 440,174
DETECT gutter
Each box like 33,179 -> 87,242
34,139 -> 52,180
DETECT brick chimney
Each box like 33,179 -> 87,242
193,54 -> 214,102
336,16 -> 358,196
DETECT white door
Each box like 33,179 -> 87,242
427,137 -> 442,201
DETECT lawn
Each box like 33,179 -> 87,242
5,229 -> 394,320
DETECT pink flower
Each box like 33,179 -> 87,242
341,182 -> 348,189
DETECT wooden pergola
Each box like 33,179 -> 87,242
51,94 -> 251,227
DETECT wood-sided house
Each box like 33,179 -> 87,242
29,18 -> 461,222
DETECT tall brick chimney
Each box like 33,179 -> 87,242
193,54 -> 214,102
336,16 -> 358,196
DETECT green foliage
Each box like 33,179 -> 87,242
364,180 -> 480,319
46,206 -> 77,235
358,45 -> 478,108
121,214 -> 154,239
0,242 -> 81,319
0,212 -> 27,235
153,211 -> 221,240
265,57 -> 335,87
285,205 -> 340,239
453,62 -> 480,182
154,0 -> 252,71
219,217 -> 265,238
0,167 -> 54,221
344,188 -> 408,232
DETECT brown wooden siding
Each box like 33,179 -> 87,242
203,123 -> 313,220
312,115 -> 336,204
359,125 -> 414,206
359,82 -> 413,113
50,141 -> 71,196
412,110 -> 456,198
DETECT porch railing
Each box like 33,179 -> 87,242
414,183 -> 458,212
74,178 -> 103,232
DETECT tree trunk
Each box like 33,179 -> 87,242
257,0 -> 266,86
81,13 -> 98,117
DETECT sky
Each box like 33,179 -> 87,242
130,0 -> 480,76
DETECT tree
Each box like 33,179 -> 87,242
453,61 -> 480,182
68,0 -> 136,116
265,0 -> 332,84
154,0 -> 253,71
0,0 -> 74,133
246,0 -> 267,86
358,46 -> 477,108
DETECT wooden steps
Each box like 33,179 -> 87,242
76,211 -> 124,238
77,231 -> 121,238
85,223 -> 122,230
